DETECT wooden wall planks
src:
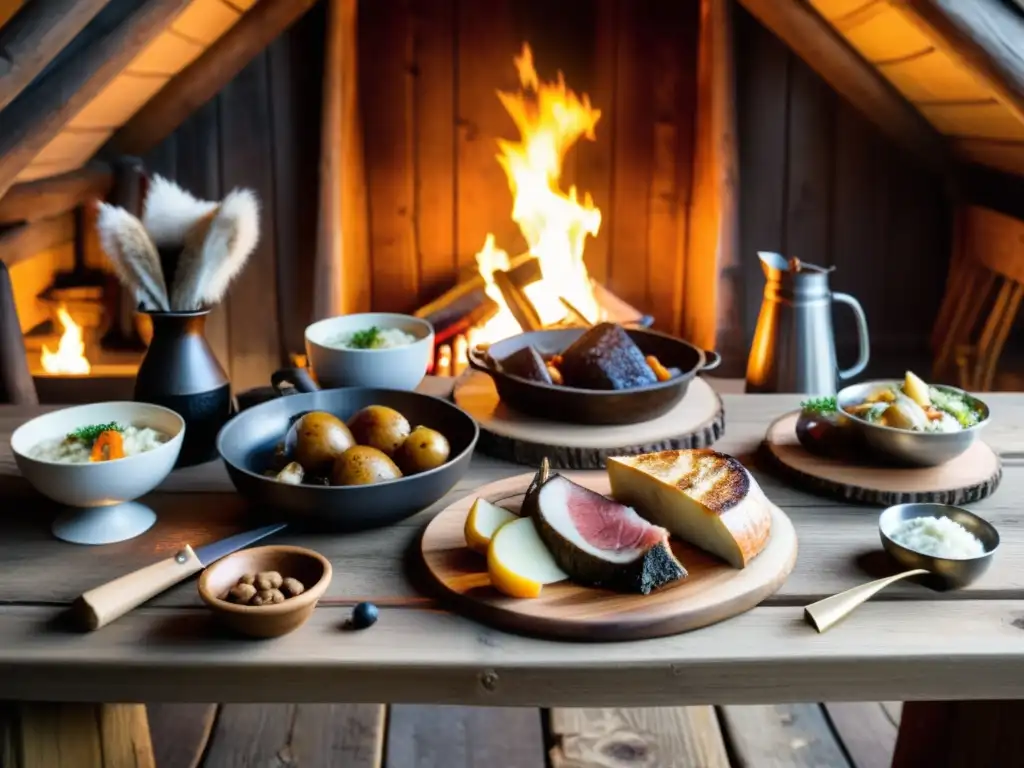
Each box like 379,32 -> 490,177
143,6 -> 324,389
136,0 -> 952,389
217,50 -> 281,392
733,4 -> 951,370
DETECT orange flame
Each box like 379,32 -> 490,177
41,305 -> 91,375
471,44 -> 603,345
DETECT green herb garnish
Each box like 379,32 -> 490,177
928,386 -> 980,428
800,396 -> 837,414
348,326 -> 381,349
68,422 -> 124,444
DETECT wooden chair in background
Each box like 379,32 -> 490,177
931,206 -> 1024,392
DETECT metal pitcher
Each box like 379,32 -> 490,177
745,251 -> 869,395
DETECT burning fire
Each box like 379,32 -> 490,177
41,305 -> 91,375
471,44 -> 603,345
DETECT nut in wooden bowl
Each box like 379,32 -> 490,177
198,545 -> 332,638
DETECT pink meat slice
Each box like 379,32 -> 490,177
565,481 -> 667,552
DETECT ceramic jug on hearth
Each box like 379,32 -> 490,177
745,251 -> 870,395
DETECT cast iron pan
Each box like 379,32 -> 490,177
216,370 -> 479,531
467,327 -> 720,425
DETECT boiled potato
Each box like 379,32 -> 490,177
395,425 -> 450,474
903,370 -> 931,408
331,445 -> 403,486
291,411 -> 355,473
347,405 -> 411,456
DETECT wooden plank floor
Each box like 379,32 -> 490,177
145,701 -> 902,766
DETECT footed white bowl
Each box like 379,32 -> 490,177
11,401 -> 185,508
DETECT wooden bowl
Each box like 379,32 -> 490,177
198,545 -> 332,638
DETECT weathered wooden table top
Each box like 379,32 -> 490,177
1,380 -> 1023,707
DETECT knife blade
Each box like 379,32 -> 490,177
76,522 -> 288,631
193,523 -> 288,566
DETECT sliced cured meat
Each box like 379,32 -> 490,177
523,468 -> 686,594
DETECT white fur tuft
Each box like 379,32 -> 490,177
141,175 -> 217,247
169,188 -> 260,310
96,202 -> 170,311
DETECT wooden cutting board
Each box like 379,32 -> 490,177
452,371 -> 725,469
761,412 -> 1003,506
419,471 -> 798,641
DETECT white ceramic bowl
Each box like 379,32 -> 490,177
10,402 -> 185,508
304,312 -> 434,391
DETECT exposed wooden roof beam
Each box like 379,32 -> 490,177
0,0 -> 192,202
0,0 -> 112,114
736,0 -> 953,181
108,0 -> 319,156
0,164 -> 112,224
896,0 -> 1024,128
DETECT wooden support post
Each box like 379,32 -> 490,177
103,157 -> 146,347
893,700 -> 1024,768
684,0 -> 739,354
0,703 -> 154,768
0,259 -> 37,405
313,0 -> 370,320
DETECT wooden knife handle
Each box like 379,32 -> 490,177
75,546 -> 204,630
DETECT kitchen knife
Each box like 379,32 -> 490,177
75,523 -> 287,631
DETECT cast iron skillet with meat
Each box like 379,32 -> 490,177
468,323 -> 720,425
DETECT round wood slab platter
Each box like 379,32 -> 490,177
452,371 -> 725,469
419,471 -> 798,642
761,412 -> 1003,506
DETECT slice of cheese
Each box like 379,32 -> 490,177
606,449 -> 772,568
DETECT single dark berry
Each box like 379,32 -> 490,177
349,601 -> 379,629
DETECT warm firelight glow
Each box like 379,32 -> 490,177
41,305 -> 91,375
471,44 -> 603,345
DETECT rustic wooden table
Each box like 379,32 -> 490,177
1,378 -> 1023,766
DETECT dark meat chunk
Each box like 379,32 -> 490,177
558,323 -> 657,390
499,345 -> 553,384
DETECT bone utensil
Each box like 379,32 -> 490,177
804,503 -> 999,633
74,523 -> 287,630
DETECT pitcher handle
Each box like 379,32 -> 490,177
833,292 -> 870,381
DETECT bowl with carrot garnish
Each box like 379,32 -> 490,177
11,402 -> 184,507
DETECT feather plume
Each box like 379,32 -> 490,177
141,175 -> 217,249
96,203 -> 170,311
170,188 -> 260,310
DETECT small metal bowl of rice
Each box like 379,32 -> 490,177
879,503 -> 999,589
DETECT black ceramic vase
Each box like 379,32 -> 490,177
134,310 -> 232,467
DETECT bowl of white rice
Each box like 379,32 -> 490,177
300,313 -> 434,391
879,502 -> 999,589
11,401 -> 185,508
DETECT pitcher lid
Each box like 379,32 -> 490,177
758,251 -> 834,280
